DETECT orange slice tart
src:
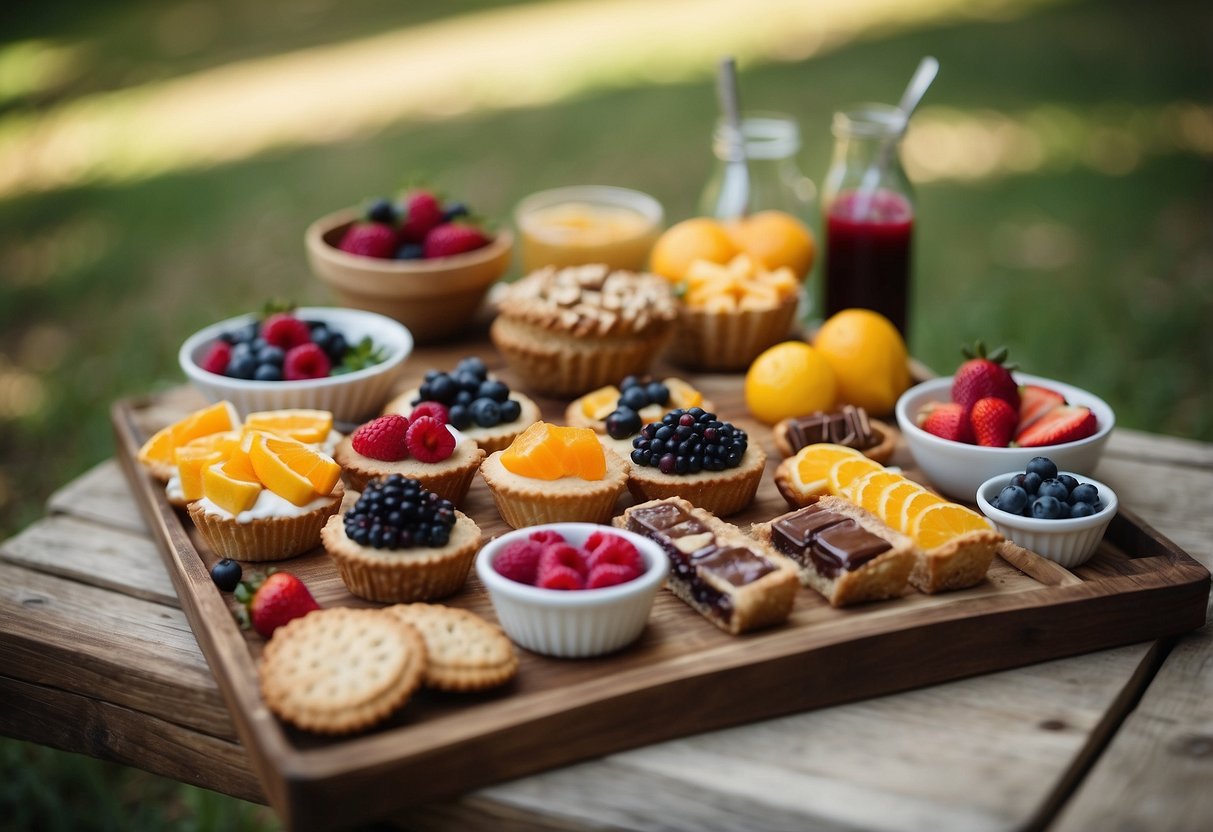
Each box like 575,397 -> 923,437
137,400 -> 241,481
772,442 -> 862,507
479,422 -> 628,528
243,409 -> 334,444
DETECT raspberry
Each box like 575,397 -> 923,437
493,540 -> 543,585
538,543 -> 588,580
586,562 -> 637,589
410,401 -> 449,425
399,191 -> 445,243
261,313 -> 313,350
283,343 -> 332,380
528,530 -> 565,546
351,414 -> 410,461
338,221 -> 397,258
200,340 -> 231,375
536,564 -> 583,590
405,416 -> 455,463
583,531 -> 644,575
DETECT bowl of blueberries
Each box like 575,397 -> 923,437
976,456 -> 1118,568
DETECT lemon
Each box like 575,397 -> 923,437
744,341 -> 836,425
813,309 -> 910,416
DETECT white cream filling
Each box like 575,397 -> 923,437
193,486 -> 332,524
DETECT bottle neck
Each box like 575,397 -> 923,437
712,112 -> 801,163
825,103 -> 912,217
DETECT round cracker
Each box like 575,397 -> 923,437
384,604 -> 518,692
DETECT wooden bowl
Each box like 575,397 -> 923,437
305,209 -> 514,343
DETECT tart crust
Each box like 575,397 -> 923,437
910,529 -> 1002,594
382,387 -> 540,455
187,483 -> 345,562
321,510 -> 482,603
771,416 -> 898,463
625,443 -> 766,517
478,446 -> 629,529
666,294 -> 798,372
333,434 -> 485,505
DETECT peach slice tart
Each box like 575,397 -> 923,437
479,422 -> 628,529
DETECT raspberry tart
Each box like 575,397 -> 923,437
624,408 -> 766,517
333,413 -> 485,505
382,356 -> 539,454
320,475 -> 482,602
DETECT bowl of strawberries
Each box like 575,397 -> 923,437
306,187 -> 513,343
894,343 -> 1115,501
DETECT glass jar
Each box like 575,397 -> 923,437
698,111 -> 816,223
820,103 -> 915,337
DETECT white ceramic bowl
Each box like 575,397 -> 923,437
976,471 -> 1118,568
894,373 -> 1115,501
475,523 -> 668,658
179,306 -> 412,424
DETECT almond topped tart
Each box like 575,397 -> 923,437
334,413 -> 484,506
479,422 -> 629,528
321,474 -> 483,602
489,263 -> 679,397
383,355 -> 539,454
624,408 -> 765,517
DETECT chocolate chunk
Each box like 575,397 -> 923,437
772,503 -> 847,553
785,406 -> 878,453
628,503 -> 689,534
697,546 -> 775,586
772,504 -> 891,578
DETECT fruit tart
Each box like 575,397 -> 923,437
382,356 -> 539,454
137,400 -> 242,483
625,408 -> 765,517
321,475 -> 482,602
478,422 -> 629,528
489,263 -> 678,396
333,413 -> 484,505
565,375 -> 714,434
772,404 -> 896,463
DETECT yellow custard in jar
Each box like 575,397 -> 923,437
515,186 -> 663,273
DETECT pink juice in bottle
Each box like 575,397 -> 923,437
824,189 -> 914,336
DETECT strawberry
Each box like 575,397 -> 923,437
423,222 -> 490,259
1015,405 -> 1097,447
970,396 -> 1018,447
918,401 -> 974,444
398,190 -> 445,243
337,221 -> 397,258
235,571 -> 320,638
282,342 -> 331,380
951,341 -> 1020,413
404,416 -> 455,463
351,414 -> 410,461
200,340 -> 231,374
1018,384 -> 1066,433
493,539 -> 544,585
261,313 -> 313,350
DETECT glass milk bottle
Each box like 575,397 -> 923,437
820,103 -> 915,337
698,111 -> 816,223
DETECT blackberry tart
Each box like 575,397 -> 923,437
320,475 -> 482,602
615,497 -> 798,634
625,408 -> 766,517
382,356 -> 539,454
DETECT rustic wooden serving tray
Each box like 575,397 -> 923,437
111,347 -> 1209,832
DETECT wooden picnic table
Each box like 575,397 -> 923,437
2,367 -> 1211,830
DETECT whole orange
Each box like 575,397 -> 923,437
727,210 -> 816,279
813,308 -> 910,415
649,217 -> 738,281
744,341 -> 836,425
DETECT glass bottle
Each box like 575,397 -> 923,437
698,111 -> 816,223
820,103 -> 915,337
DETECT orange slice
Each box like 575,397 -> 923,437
554,425 -> 607,481
788,443 -> 864,496
181,429 -> 243,457
897,490 -> 947,535
665,378 -> 704,410
136,401 -> 241,469
845,470 -> 906,513
500,423 -> 564,480
202,463 -> 262,514
827,456 -> 884,497
579,386 -> 620,420
876,480 -> 926,528
910,502 -> 994,551
174,447 -> 223,502
222,433 -> 261,483
243,409 -> 334,444
248,432 -> 341,505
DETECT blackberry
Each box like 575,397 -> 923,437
631,409 -> 747,474
343,474 -> 456,549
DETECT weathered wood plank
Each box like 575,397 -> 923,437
0,562 -> 234,738
0,514 -> 178,606
1106,428 -> 1213,469
0,674 -> 261,804
46,458 -> 149,534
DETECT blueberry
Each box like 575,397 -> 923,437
442,201 -> 469,221
478,379 -> 510,403
232,322 -> 259,344
1070,501 -> 1096,518
470,397 -> 502,427
453,370 -> 482,392
256,345 -> 285,367
455,389 -> 474,406
606,406 -> 642,440
227,354 -> 256,379
253,363 -> 283,381
456,356 -> 488,379
395,243 -> 424,260
250,336 -> 267,354
310,325 -> 332,351
619,385 -> 650,412
424,369 -> 442,382
447,404 -> 472,430
646,381 -> 670,406
326,331 -> 348,361
620,375 -> 641,390
1038,478 -> 1070,502
1058,474 -> 1079,495
1070,482 -> 1100,505
366,197 -> 397,224
498,398 -> 521,422
1026,456 -> 1058,481
427,374 -> 457,404
1031,495 -> 1063,519
997,485 -> 1029,514
1022,471 -> 1042,495
210,558 -> 242,592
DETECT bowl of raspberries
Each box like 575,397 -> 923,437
179,306 -> 412,423
305,187 -> 513,343
475,523 -> 668,658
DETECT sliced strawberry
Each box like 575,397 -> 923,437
918,401 -> 974,444
1018,384 -> 1066,433
970,396 -> 1018,447
1015,405 -> 1097,447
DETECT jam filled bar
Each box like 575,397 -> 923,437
616,497 -> 798,635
